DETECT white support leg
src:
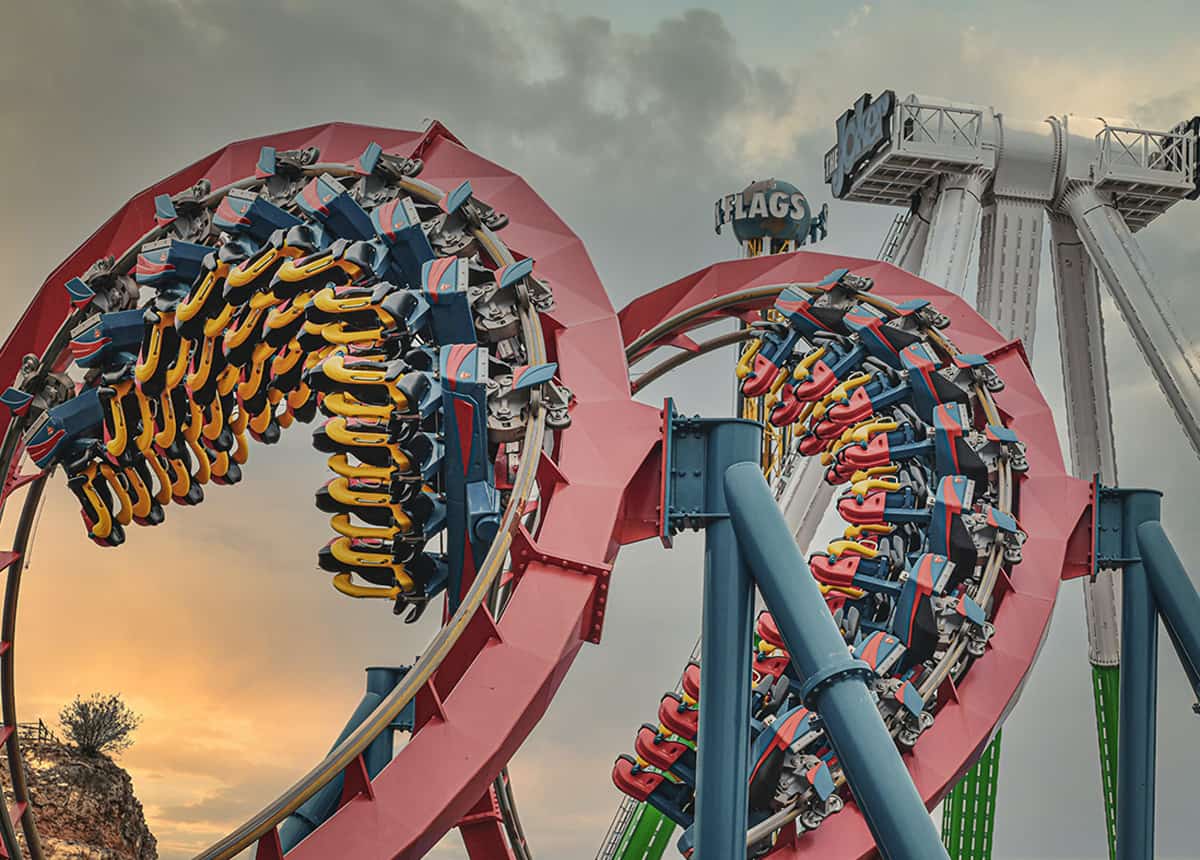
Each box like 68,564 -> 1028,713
918,169 -> 989,296
777,454 -> 836,554
1049,215 -> 1121,664
777,187 -> 940,549
894,189 -> 936,274
1065,183 -> 1200,460
976,197 -> 1046,343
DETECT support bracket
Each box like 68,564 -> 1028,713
1061,481 -> 1096,581
983,337 -> 1033,372
509,522 -> 612,643
660,398 -> 758,546
1093,478 -> 1156,573
338,754 -> 376,806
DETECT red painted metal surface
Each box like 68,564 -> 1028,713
457,787 -> 518,860
6,120 -> 1082,859
339,754 -> 376,806
255,828 -> 284,860
281,129 -> 659,859
618,252 -> 1087,859
5,122 -> 657,858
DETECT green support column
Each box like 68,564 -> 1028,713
614,804 -> 676,860
1092,664 -> 1121,860
644,811 -> 676,858
941,730 -> 1002,859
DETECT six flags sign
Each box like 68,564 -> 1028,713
713,187 -> 810,232
713,89 -> 896,243
713,179 -> 828,245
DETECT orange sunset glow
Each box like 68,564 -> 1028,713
1,435 -> 451,857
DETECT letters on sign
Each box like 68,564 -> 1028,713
714,190 -> 809,235
830,91 -> 896,199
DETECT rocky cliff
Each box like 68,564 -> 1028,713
1,726 -> 156,860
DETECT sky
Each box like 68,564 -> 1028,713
2,0 -> 1200,858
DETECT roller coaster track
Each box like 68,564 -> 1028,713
607,240 -> 1000,860
0,125 -> 1087,860
612,253 -> 1088,857
617,281 -> 1014,851
0,122 -> 658,860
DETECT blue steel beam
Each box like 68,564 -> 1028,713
279,666 -> 410,853
1114,490 -> 1161,860
693,420 -> 761,860
1136,521 -> 1200,707
723,462 -> 948,860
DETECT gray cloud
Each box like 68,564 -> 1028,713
3,1 -> 1200,858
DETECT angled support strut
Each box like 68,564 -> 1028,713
663,401 -> 761,859
664,398 -> 951,860
1091,483 -> 1200,860
723,462 -> 949,860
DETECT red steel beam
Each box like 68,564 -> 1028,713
457,786 -> 517,860
7,118 -> 1086,860
617,253 -> 1087,858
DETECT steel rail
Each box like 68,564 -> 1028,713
0,473 -> 48,860
0,173 -> 262,856
611,280 -> 1019,855
0,465 -> 25,860
194,198 -> 548,859
495,768 -> 533,860
0,275 -> 104,859
630,329 -> 757,394
0,155 -> 548,860
476,219 -> 537,860
197,414 -> 546,858
475,212 -> 540,859
625,285 -> 804,363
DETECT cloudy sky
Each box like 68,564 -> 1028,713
2,1 -> 1200,858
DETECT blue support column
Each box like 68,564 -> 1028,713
279,666 -> 409,852
1115,490 -> 1161,860
1136,521 -> 1200,706
694,420 -> 761,860
723,462 -> 948,860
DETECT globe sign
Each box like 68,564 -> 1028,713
714,178 -> 812,243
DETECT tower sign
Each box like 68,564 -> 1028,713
714,178 -> 829,254
830,91 -> 896,199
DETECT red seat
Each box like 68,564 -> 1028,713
752,653 -> 790,686
769,383 -> 805,427
824,591 -> 849,614
793,360 -> 837,401
828,385 -> 874,425
813,413 -> 855,441
681,661 -> 701,703
798,431 -> 827,456
837,488 -> 888,524
756,611 -> 785,650
837,432 -> 891,472
635,725 -> 690,772
809,553 -> 861,588
658,693 -> 698,741
612,754 -> 661,801
741,353 -> 781,398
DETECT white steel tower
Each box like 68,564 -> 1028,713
823,90 -> 1199,858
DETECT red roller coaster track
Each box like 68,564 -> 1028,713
620,253 -> 1091,856
0,124 -> 1089,859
